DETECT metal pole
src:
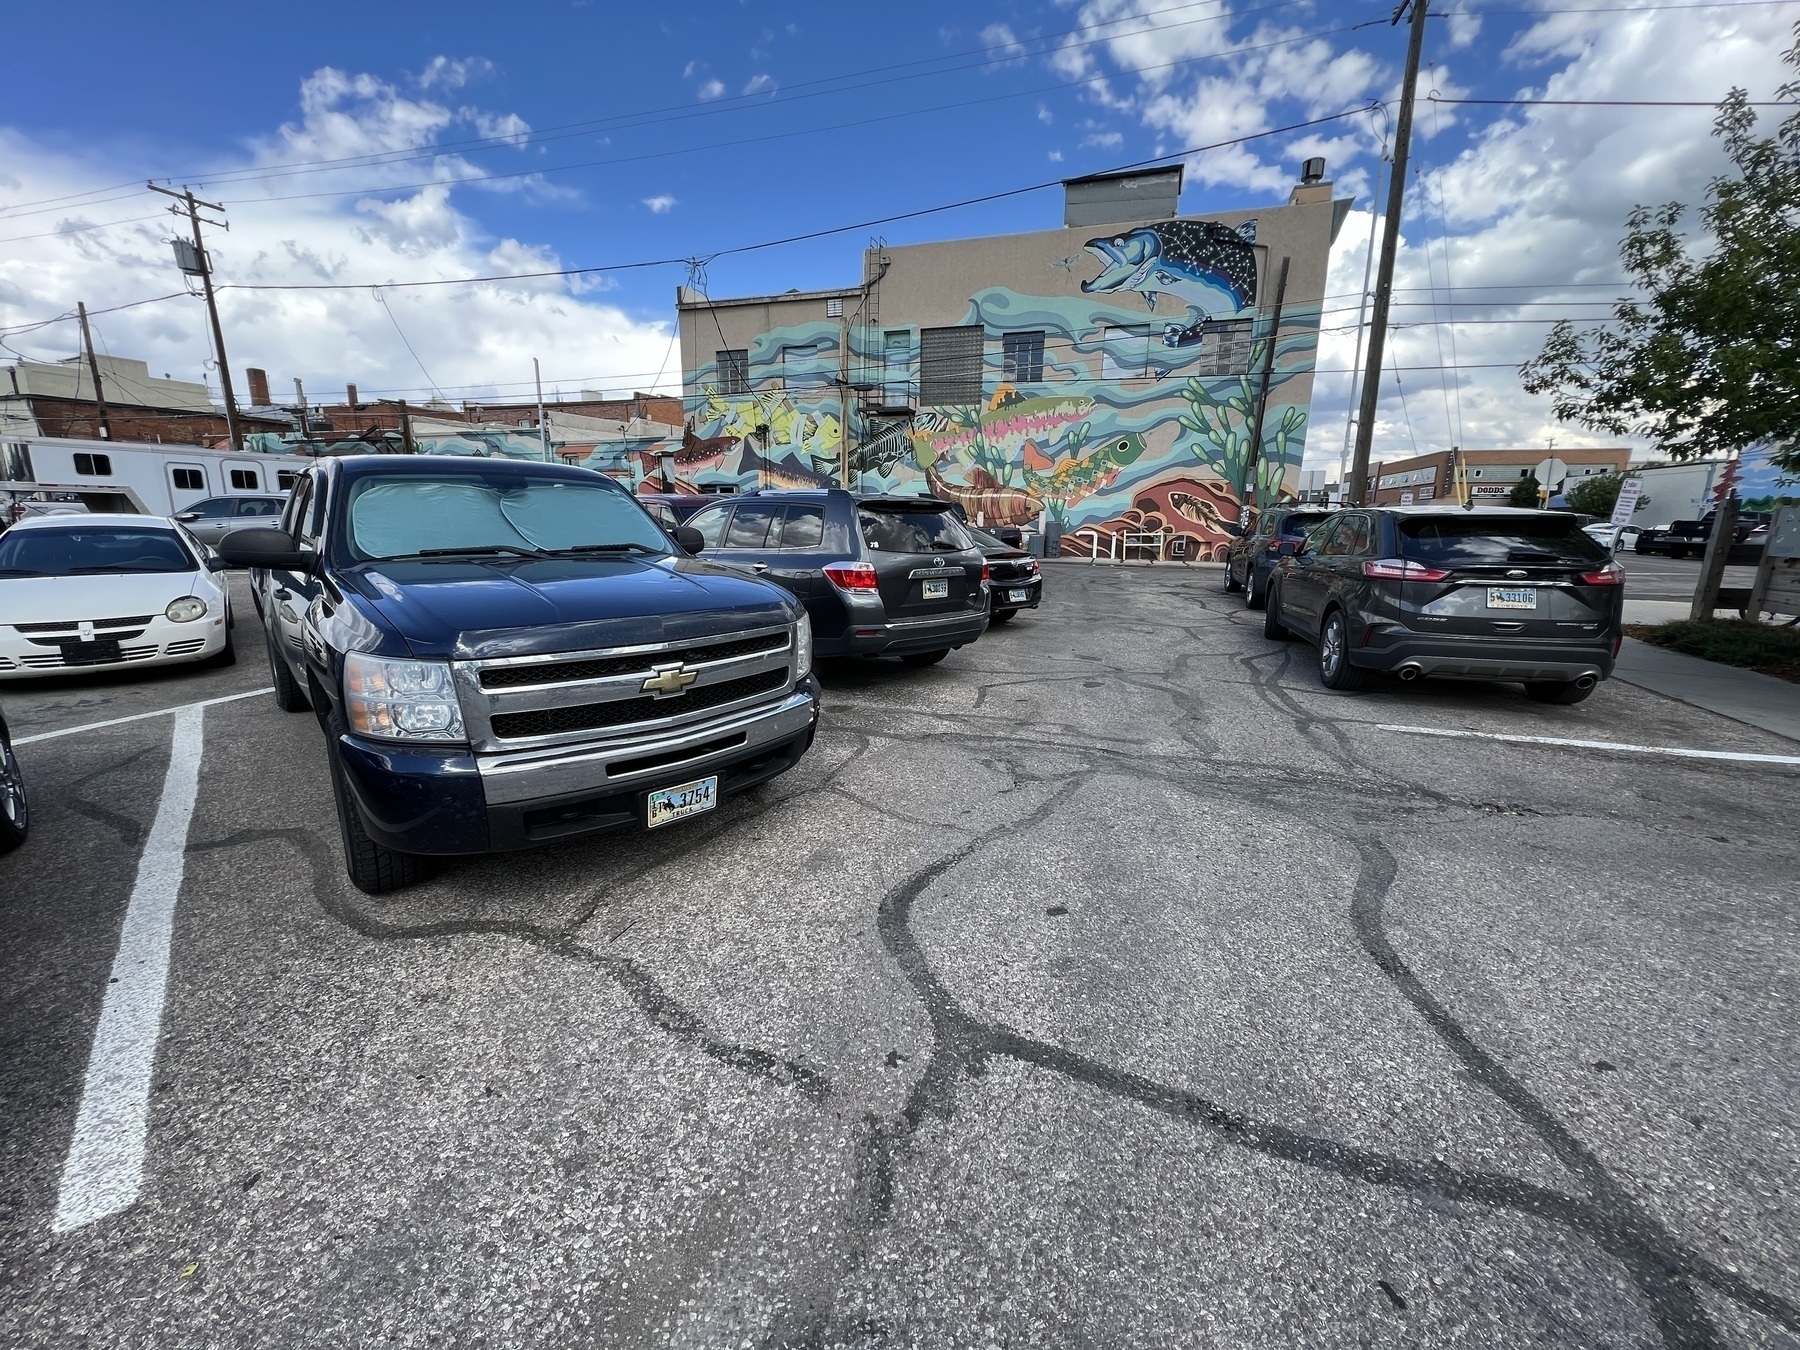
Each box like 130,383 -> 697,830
1348,0 -> 1429,506
293,378 -> 308,436
76,302 -> 113,441
150,184 -> 243,451
838,310 -> 851,489
534,358 -> 550,461
1244,255 -> 1291,518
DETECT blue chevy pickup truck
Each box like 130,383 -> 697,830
213,456 -> 819,893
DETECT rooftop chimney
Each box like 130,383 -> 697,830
346,383 -> 360,410
1288,158 -> 1333,207
245,367 -> 271,406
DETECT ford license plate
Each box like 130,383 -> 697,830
1008,588 -> 1030,603
1486,586 -> 1537,610
922,579 -> 949,600
646,776 -> 718,829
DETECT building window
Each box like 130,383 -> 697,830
782,346 -> 826,394
171,468 -> 204,491
73,453 -> 112,476
0,444 -> 33,483
716,349 -> 750,396
1194,319 -> 1254,376
229,468 -> 259,490
919,325 -> 983,406
1101,326 -> 1152,380
826,297 -> 843,318
1002,331 -> 1045,384
883,330 -> 911,408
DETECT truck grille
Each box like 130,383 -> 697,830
478,630 -> 789,689
489,667 -> 789,740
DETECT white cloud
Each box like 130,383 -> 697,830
1080,131 -> 1124,149
642,194 -> 677,214
1037,102 -> 1054,125
682,59 -> 699,79
696,78 -> 726,101
415,56 -> 495,92
981,23 -> 1028,67
1048,149 -> 1064,162
742,73 -> 777,96
0,66 -> 676,407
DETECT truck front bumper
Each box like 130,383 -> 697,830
335,678 -> 821,855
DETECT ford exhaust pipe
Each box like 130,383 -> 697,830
1575,673 -> 1597,691
1397,664 -> 1423,682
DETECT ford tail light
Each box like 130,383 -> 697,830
823,562 -> 879,591
1362,558 -> 1450,581
1579,563 -> 1625,586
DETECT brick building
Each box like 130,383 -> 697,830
1362,447 -> 1631,505
2,354 -> 287,446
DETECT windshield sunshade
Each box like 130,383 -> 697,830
1399,515 -> 1610,567
0,526 -> 195,576
346,477 -> 669,561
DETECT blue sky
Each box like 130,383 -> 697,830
1,0 -> 1794,464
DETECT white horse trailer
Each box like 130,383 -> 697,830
1,436 -> 314,519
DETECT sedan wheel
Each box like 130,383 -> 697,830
1223,561 -> 1242,593
1317,610 -> 1367,691
1244,570 -> 1266,611
0,736 -> 28,853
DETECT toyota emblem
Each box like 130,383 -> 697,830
933,556 -> 944,568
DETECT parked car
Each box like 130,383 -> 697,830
968,525 -> 1041,624
634,492 -> 724,532
1635,509 -> 1771,561
0,702 -> 27,853
172,494 -> 288,547
211,456 -> 819,894
1583,522 -> 1644,553
0,514 -> 234,679
1262,506 -> 1624,704
1223,506 -> 1335,609
679,489 -> 989,665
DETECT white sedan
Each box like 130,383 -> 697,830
0,514 -> 233,679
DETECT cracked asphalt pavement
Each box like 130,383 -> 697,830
2,567 -> 1796,1348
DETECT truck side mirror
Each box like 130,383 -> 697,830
675,525 -> 706,555
212,527 -> 316,572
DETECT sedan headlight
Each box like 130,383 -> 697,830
793,610 -> 813,680
343,651 -> 467,742
165,596 -> 208,623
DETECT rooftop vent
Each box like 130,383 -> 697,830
1301,156 -> 1327,185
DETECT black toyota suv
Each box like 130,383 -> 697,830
211,457 -> 820,894
1223,506 -> 1335,609
1263,506 -> 1624,703
679,489 -> 989,666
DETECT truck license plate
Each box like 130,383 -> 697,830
1008,588 -> 1030,603
646,775 -> 718,828
922,579 -> 949,600
1486,587 -> 1537,610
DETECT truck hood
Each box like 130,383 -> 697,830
0,570 -> 208,625
344,556 -> 796,660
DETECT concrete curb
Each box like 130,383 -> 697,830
1612,637 -> 1800,744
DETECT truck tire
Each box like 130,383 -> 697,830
267,629 -> 310,712
326,713 -> 426,895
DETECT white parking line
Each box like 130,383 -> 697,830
15,687 -> 270,747
1378,723 -> 1800,767
53,706 -> 207,1232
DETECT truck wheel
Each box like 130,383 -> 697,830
326,715 -> 426,895
1317,609 -> 1368,691
267,629 -> 310,712
900,649 -> 949,666
1524,680 -> 1595,705
1262,583 -> 1291,641
0,732 -> 28,855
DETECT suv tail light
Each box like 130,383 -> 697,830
1362,558 -> 1450,581
824,561 -> 879,592
1579,563 -> 1625,586
980,563 -> 991,582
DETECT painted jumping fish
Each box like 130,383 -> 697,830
922,460 -> 1044,527
738,446 -> 837,490
908,395 -> 1096,467
1027,431 -> 1147,500
1082,218 -> 1258,316
1168,489 -> 1231,532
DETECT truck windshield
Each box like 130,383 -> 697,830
344,475 -> 671,561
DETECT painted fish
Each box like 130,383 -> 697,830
739,446 -> 836,490
1163,317 -> 1206,348
908,395 -> 1096,468
922,459 -> 1044,527
1029,431 -> 1147,500
1168,489 -> 1230,532
1082,219 -> 1258,316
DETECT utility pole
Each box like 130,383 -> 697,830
76,302 -> 113,441
1244,255 -> 1291,519
534,358 -> 551,461
838,309 -> 851,489
150,183 -> 243,451
1348,0 -> 1430,506
294,377 -> 309,436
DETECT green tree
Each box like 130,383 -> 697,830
1519,25 -> 1800,475
1509,475 -> 1542,509
1564,472 -> 1626,516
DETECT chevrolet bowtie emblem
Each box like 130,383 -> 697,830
641,662 -> 699,698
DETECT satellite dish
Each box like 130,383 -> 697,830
1533,457 -> 1570,492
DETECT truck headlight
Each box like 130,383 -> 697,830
166,597 -> 208,623
794,611 -> 813,680
343,651 -> 467,742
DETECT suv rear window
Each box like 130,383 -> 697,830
1399,514 -> 1610,567
858,507 -> 973,554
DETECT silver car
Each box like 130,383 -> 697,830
173,495 -> 287,546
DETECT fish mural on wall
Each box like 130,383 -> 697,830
1081,219 -> 1259,317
